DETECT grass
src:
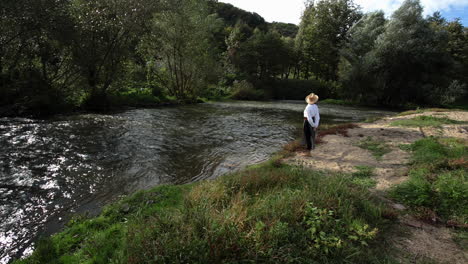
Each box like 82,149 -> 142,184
390,137 -> 468,224
391,115 -> 467,128
351,166 -> 378,188
17,161 -> 400,264
356,137 -> 392,160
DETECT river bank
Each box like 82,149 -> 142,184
12,108 -> 467,263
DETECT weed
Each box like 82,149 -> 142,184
357,137 -> 391,160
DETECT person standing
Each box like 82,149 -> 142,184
303,93 -> 320,150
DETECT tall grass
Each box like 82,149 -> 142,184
126,165 -> 390,263
18,163 -> 396,264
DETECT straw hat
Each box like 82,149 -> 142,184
305,93 -> 319,104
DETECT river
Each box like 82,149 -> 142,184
0,101 -> 393,263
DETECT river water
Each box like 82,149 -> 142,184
0,101 -> 393,263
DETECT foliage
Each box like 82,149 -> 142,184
228,28 -> 294,82
338,11 -> 387,103
337,1 -> 468,107
344,0 -> 458,107
296,0 -> 362,81
230,80 -> 266,100
269,22 -> 300,38
390,115 -> 467,127
2,0 -> 468,116
0,0 -> 81,115
270,79 -> 340,100
139,0 -> 222,101
391,137 -> 468,223
209,1 -> 267,29
70,0 -> 154,107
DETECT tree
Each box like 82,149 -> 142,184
0,0 -> 79,113
269,22 -> 299,38
69,0 -> 156,106
297,0 -> 362,81
229,29 -> 291,82
367,0 -> 453,106
338,11 -> 386,102
141,0 -> 222,100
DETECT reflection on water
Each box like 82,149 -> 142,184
0,101 -> 392,263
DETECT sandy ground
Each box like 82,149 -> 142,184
285,111 -> 468,264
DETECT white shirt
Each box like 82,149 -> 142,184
304,104 -> 320,128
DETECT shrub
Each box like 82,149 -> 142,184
230,80 -> 266,100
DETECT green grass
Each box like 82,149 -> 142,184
453,230 -> 468,251
390,115 -> 467,128
356,137 -> 392,160
390,137 -> 467,224
17,161 -> 400,264
351,166 -> 377,188
16,185 -> 189,264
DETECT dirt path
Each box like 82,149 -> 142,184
285,110 -> 468,264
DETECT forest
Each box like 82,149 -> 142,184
1,0 -> 467,116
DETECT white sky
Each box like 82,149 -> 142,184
219,0 -> 468,24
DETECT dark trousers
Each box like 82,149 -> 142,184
303,119 -> 316,150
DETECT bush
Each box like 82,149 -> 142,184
440,80 -> 467,105
230,80 -> 267,100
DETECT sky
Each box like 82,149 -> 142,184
218,0 -> 468,25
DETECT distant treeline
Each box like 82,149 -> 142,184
1,0 -> 467,116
